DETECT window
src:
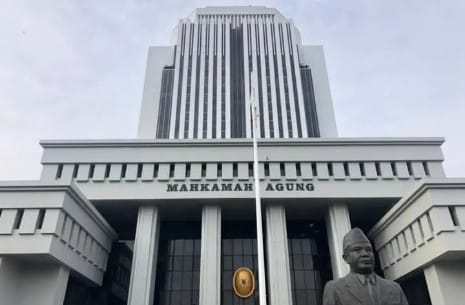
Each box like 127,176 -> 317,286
287,221 -> 331,305
153,222 -> 201,305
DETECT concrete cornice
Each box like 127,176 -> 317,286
369,178 -> 465,237
40,137 -> 445,149
0,181 -> 117,239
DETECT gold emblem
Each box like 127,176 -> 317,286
233,267 -> 255,298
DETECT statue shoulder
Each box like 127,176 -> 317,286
376,275 -> 409,304
322,280 -> 339,305
376,275 -> 403,290
323,276 -> 352,305
324,275 -> 349,290
324,279 -> 337,289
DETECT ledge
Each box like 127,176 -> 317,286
369,178 -> 465,237
368,178 -> 465,280
0,181 -> 118,284
39,137 -> 445,149
0,181 -> 117,239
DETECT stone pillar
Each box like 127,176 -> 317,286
0,257 -> 17,305
265,205 -> 293,305
0,257 -> 69,305
326,203 -> 351,279
424,261 -> 465,305
127,206 -> 160,305
199,206 -> 221,305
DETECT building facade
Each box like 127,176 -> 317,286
1,6 -> 465,305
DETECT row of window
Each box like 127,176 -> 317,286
57,160 -> 432,180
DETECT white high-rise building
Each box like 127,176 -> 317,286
139,7 -> 335,140
1,6 -> 465,305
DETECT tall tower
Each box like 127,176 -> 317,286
137,6 -> 338,139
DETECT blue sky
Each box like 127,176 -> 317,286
1,0 -> 464,180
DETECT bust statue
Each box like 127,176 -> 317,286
322,228 -> 409,305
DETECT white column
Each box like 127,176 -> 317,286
206,17 -> 215,139
424,261 -> 465,305
0,257 -> 69,305
265,205 -> 293,305
258,17 -> 270,138
265,18 -> 279,138
326,203 -> 351,279
250,19 -> 260,137
224,17 -> 231,138
0,257 -> 17,305
197,18 -> 206,138
243,16 -> 251,138
178,21 -> 192,139
188,22 -> 199,139
282,22 -> 298,138
216,17 -> 223,138
127,206 -> 160,305
274,22 -> 289,138
199,206 -> 221,305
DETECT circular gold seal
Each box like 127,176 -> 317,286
233,267 -> 255,298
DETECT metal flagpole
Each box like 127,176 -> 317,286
250,71 -> 267,305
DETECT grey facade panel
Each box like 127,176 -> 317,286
300,68 -> 320,137
183,26 -> 195,138
174,24 -> 187,138
156,69 -> 175,139
230,25 -> 246,138
193,38 -> 202,139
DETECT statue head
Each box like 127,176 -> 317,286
342,228 -> 375,274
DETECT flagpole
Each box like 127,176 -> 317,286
250,72 -> 267,305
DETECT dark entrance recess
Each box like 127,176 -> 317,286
63,241 -> 133,305
153,222 -> 201,305
399,272 -> 432,305
222,221 -> 260,305
287,221 -> 332,305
